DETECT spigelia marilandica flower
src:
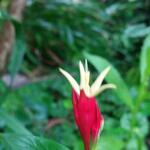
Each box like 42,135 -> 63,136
59,60 -> 116,150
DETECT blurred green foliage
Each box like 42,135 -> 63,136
0,0 -> 150,150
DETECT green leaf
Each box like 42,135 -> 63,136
8,21 -> 27,82
124,24 -> 150,38
0,10 -> 11,21
0,109 -> 32,136
1,133 -> 69,150
121,113 -> 148,138
85,53 -> 133,110
97,134 -> 125,150
0,110 -> 69,150
140,34 -> 150,84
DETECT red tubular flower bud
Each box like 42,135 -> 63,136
72,89 -> 103,150
59,60 -> 116,150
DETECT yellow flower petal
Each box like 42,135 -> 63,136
59,68 -> 80,94
79,61 -> 85,90
91,66 -> 111,95
92,83 -> 116,97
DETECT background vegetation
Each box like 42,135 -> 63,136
0,0 -> 150,150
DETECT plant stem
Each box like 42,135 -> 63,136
130,84 -> 146,150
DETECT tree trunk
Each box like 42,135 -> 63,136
0,0 -> 26,73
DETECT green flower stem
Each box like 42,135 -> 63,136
92,141 -> 98,150
92,145 -> 97,150
130,84 -> 147,150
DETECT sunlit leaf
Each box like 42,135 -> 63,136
140,34 -> 150,84
85,53 -> 133,110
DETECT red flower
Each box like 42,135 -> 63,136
72,89 -> 103,150
59,60 -> 116,150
